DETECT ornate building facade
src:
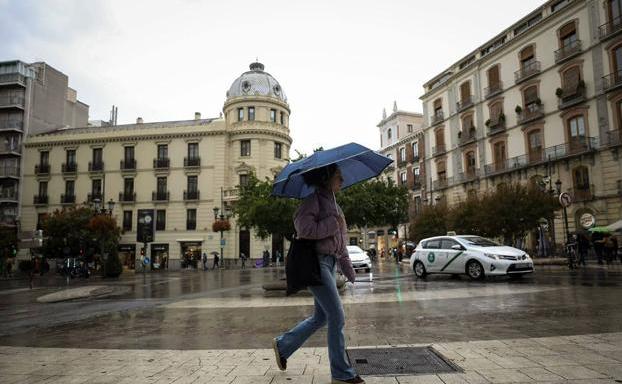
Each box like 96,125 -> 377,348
421,0 -> 622,249
19,62 -> 291,269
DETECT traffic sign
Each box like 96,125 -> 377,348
580,213 -> 595,229
559,192 -> 572,207
143,257 -> 150,265
220,238 -> 226,247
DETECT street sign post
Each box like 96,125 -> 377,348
558,192 -> 572,243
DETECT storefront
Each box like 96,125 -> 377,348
151,243 -> 169,270
179,241 -> 202,269
118,244 -> 136,269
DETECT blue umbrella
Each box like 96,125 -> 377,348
272,142 -> 393,199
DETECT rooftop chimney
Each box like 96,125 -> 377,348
136,117 -> 143,124
194,112 -> 201,120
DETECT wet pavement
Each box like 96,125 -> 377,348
1,260 -> 622,351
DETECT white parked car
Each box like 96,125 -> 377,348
347,245 -> 372,273
409,235 -> 534,280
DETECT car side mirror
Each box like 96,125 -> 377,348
451,244 -> 464,250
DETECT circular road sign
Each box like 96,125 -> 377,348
144,215 -> 152,224
143,257 -> 150,265
580,213 -> 596,229
559,192 -> 572,208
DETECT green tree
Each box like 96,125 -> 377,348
409,203 -> 449,242
233,175 -> 300,240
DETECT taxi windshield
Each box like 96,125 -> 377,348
460,236 -> 499,247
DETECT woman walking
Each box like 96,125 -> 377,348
272,164 -> 364,384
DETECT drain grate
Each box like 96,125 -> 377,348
346,346 -> 461,376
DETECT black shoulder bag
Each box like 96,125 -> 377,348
285,234 -> 323,296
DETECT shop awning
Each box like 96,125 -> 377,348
176,239 -> 204,242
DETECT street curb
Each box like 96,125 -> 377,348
36,285 -> 114,303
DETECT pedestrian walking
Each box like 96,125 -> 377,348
240,252 -> 247,269
592,232 -> 605,265
577,233 -> 589,266
212,252 -> 220,270
272,164 -> 364,384
604,234 -> 616,265
202,252 -> 208,271
276,250 -> 283,267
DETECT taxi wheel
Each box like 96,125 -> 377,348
413,261 -> 427,278
466,260 -> 485,281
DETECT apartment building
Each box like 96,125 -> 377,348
421,0 -> 622,248
371,102 -> 424,252
20,62 -> 291,269
0,60 -> 88,234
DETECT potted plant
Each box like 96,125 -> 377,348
457,131 -> 462,139
499,113 -> 506,122
555,88 -> 564,98
535,98 -> 542,106
212,220 -> 231,232
485,119 -> 491,127
515,105 -> 523,114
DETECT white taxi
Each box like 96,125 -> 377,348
410,235 -> 534,280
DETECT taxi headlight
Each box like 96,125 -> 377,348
484,253 -> 499,260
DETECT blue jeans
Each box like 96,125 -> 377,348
275,254 -> 356,380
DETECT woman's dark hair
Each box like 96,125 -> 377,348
302,164 -> 339,188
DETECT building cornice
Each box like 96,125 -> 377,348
377,110 -> 423,127
379,131 -> 424,152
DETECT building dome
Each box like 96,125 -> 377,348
226,62 -> 287,103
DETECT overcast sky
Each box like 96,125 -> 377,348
1,0 -> 544,156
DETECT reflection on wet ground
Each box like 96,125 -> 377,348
0,261 -> 621,350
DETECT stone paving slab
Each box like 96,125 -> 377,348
1,332 -> 622,383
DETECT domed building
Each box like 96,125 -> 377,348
18,62 -> 292,270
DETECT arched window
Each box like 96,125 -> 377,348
558,21 -> 577,49
487,65 -> 501,92
435,128 -> 445,153
566,114 -> 586,151
492,140 -> 507,171
461,114 -> 475,136
387,128 -> 392,140
527,129 -> 543,163
464,150 -> 476,177
561,66 -> 582,96
523,85 -> 540,112
520,45 -> 536,68
437,161 -> 446,181
459,81 -> 472,108
572,165 -> 592,200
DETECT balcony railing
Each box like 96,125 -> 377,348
35,163 -> 50,175
152,191 -> 170,202
60,194 -> 76,205
0,120 -> 24,132
33,195 -> 48,205
61,162 -> 77,174
0,144 -> 21,155
431,110 -> 444,126
456,169 -> 480,183
413,177 -> 422,190
432,144 -> 446,156
118,192 -> 136,203
483,137 -> 598,176
186,221 -> 197,230
603,130 -> 622,147
557,84 -> 586,109
517,104 -> 544,125
397,159 -> 407,168
0,214 -> 17,226
456,95 -> 474,112
0,73 -> 27,86
184,190 -> 200,201
120,159 -> 136,170
0,95 -> 25,109
602,70 -> 622,92
432,177 -> 453,190
0,190 -> 18,202
554,40 -> 582,63
87,193 -> 103,203
223,187 -> 239,202
484,81 -> 503,99
88,161 -> 104,172
153,158 -> 170,169
458,129 -> 477,146
413,154 -> 420,162
569,185 -> 594,202
599,16 -> 622,40
486,115 -> 506,136
514,61 -> 541,84
0,166 -> 20,178
184,157 -> 201,167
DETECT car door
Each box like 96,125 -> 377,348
422,238 -> 443,272
440,238 -> 465,274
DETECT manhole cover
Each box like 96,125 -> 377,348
346,346 -> 461,376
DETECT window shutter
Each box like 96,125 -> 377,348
433,98 -> 442,110
406,143 -> 414,162
559,22 -> 576,39
520,45 -> 534,61
488,66 -> 500,85
524,86 -> 538,104
563,66 -> 581,88
460,82 -> 471,100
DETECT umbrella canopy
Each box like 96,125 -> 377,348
606,219 -> 622,232
272,142 -> 393,199
588,226 -> 611,233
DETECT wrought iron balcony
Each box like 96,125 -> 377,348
432,177 -> 453,190
557,83 -> 586,109
153,158 -> 170,169
0,95 -> 25,109
458,129 -> 477,146
457,169 -> 480,183
120,159 -> 136,170
186,220 -> 197,230
0,144 -> 21,155
118,192 -> 136,203
484,82 -> 503,99
432,144 -> 446,156
602,70 -> 622,92
599,16 -> 622,40
61,162 -> 77,174
35,164 -> 50,175
88,161 -> 104,172
0,120 -> 23,132
397,159 -> 407,168
604,130 -> 622,147
184,190 -> 200,201
514,61 -> 541,84
486,115 -> 506,136
569,185 -> 594,202
456,95 -> 474,112
413,177 -> 422,190
431,110 -> 444,126
33,195 -> 48,205
554,40 -> 582,63
60,194 -> 76,205
0,190 -> 18,202
184,156 -> 201,167
517,104 -> 544,125
152,191 -> 170,202
87,193 -> 103,203
0,73 -> 27,87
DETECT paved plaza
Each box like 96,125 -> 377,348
1,261 -> 622,383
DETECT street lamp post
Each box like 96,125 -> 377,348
555,179 -> 570,245
90,198 -> 116,275
213,206 -> 231,268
